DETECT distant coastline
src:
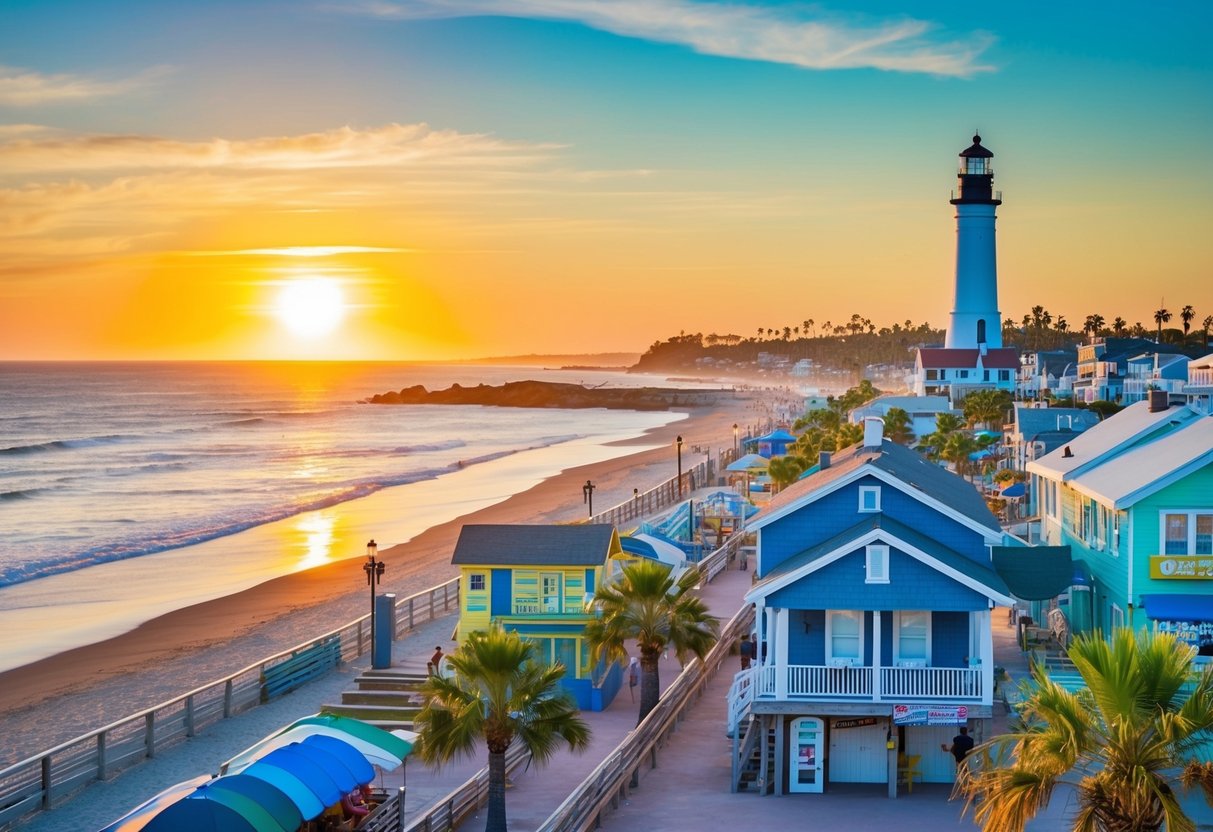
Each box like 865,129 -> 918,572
364,379 -> 735,410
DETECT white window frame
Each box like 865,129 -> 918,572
865,544 -> 889,584
541,572 -> 562,613
859,485 -> 881,513
1159,510 -> 1213,556
825,610 -> 864,667
893,611 -> 932,666
468,573 -> 486,592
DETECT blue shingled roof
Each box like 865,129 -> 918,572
452,524 -> 616,566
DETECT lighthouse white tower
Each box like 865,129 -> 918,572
945,134 -> 1002,349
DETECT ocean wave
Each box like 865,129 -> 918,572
0,488 -> 42,500
0,434 -> 141,455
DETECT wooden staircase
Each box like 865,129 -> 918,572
733,718 -> 775,794
320,664 -> 428,730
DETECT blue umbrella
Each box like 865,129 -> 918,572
205,775 -> 305,829
298,735 -> 375,784
236,759 -> 327,820
241,746 -> 345,808
140,785 -> 288,832
1001,482 -> 1026,498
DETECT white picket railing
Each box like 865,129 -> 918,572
879,666 -> 983,700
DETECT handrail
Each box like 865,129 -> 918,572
0,577 -> 460,830
588,459 -> 714,529
535,602 -> 754,832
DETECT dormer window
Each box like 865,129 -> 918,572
859,486 -> 881,513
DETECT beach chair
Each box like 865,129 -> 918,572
897,753 -> 924,794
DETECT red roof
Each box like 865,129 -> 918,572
918,347 -> 1018,369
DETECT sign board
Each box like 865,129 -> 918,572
892,704 -> 969,726
832,717 -> 879,730
1155,619 -> 1213,650
1150,555 -> 1213,580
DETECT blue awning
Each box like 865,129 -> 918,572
1001,482 -> 1026,498
1141,594 -> 1213,622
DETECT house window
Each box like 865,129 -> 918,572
865,544 -> 889,584
468,574 -> 485,592
999,370 -> 1011,382
958,369 -> 969,379
983,370 -> 990,382
926,369 -> 938,380
826,610 -> 863,666
894,611 -> 930,666
859,486 -> 881,512
1162,512 -> 1213,555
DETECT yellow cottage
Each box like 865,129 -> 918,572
451,523 -> 631,710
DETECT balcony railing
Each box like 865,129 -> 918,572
749,663 -> 984,702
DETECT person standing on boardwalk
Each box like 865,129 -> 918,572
429,645 -> 444,676
627,656 -> 639,701
739,634 -> 755,670
942,725 -> 974,768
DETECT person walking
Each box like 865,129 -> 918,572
627,656 -> 639,702
739,634 -> 755,670
942,725 -> 975,769
429,645 -> 444,676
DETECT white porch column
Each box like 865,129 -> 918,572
872,610 -> 883,701
979,608 -> 994,705
765,605 -> 778,667
755,599 -> 766,665
775,607 -> 790,699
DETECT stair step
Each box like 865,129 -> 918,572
341,690 -> 426,707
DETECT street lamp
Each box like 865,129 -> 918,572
363,539 -> 385,660
583,479 -> 595,517
676,435 -> 684,497
733,423 -> 739,456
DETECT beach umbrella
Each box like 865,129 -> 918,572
203,775 -> 305,829
725,453 -> 769,472
235,757 -> 328,820
271,713 -> 413,768
240,746 -> 347,808
138,791 -> 286,832
98,775 -> 210,832
223,724 -> 408,773
298,735 -> 375,784
1001,482 -> 1026,499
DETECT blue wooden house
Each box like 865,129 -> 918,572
727,418 -> 1014,796
451,524 -> 629,711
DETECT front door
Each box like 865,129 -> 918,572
829,719 -> 888,783
789,717 -> 824,793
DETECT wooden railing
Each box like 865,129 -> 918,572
880,666 -> 983,700
0,578 -> 460,831
588,459 -> 714,529
739,663 -> 985,703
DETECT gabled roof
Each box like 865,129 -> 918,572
1190,354 -> 1213,370
917,348 -> 1019,370
751,440 -> 1001,535
745,514 -> 1012,605
452,524 -> 616,566
1013,405 -> 1101,440
1067,417 -> 1213,509
1027,401 -> 1202,481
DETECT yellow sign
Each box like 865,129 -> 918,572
1150,555 -> 1213,580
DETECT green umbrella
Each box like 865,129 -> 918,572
285,713 -> 413,760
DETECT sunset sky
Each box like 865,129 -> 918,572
2,1 -> 1210,360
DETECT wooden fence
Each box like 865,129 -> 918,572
0,578 -> 459,831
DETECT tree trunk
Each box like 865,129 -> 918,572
637,647 -> 662,725
485,748 -> 508,832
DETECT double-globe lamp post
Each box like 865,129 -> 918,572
363,539 -> 385,659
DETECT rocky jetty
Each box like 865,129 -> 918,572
363,380 -> 726,410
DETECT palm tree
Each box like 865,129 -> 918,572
414,627 -> 591,832
767,454 -> 806,492
1204,315 -> 1213,348
1112,316 -> 1128,336
584,560 -> 718,724
1181,305 -> 1196,340
1155,305 -> 1172,343
963,389 -> 1012,429
882,407 -> 915,445
957,629 -> 1213,832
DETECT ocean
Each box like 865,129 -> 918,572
0,362 -> 697,673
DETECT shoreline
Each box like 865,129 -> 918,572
0,395 -> 758,762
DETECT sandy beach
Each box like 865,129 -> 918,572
0,394 -> 762,764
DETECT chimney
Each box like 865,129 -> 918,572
1148,389 -> 1169,412
863,416 -> 885,449
1062,446 -> 1073,458
819,451 -> 831,470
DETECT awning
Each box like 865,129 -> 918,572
1000,482 -> 1026,499
1141,594 -> 1213,622
991,545 -> 1074,601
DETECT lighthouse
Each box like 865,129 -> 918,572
945,134 -> 1002,349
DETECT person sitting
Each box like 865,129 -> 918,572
341,789 -> 370,824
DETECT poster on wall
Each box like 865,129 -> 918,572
1154,619 -> 1213,654
893,704 -> 969,725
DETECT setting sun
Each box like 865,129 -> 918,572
274,277 -> 346,338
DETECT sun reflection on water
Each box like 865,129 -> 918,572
295,512 -> 337,569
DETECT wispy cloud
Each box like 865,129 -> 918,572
0,122 -> 560,173
345,0 -> 994,77
0,65 -> 171,107
186,246 -> 414,257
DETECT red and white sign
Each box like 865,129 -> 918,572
892,704 -> 969,725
